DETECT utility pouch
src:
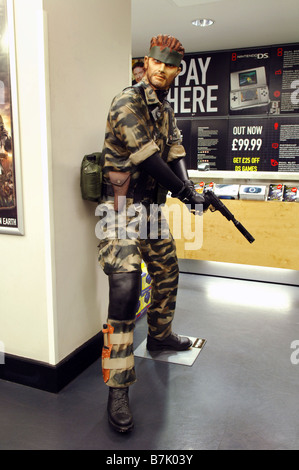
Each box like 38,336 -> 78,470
109,171 -> 131,211
80,152 -> 103,202
102,323 -> 135,385
102,323 -> 114,383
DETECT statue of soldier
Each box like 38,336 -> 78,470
98,34 -> 209,433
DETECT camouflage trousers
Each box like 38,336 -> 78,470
97,204 -> 179,388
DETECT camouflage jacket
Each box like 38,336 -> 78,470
101,76 -> 186,205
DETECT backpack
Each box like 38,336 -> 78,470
80,152 -> 103,202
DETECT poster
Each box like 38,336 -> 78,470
269,44 -> 299,115
0,0 -> 23,235
168,50 -> 230,118
267,117 -> 299,172
134,42 -> 299,173
189,118 -> 228,170
228,46 -> 271,116
226,117 -> 269,171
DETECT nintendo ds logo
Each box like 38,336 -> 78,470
232,52 -> 269,61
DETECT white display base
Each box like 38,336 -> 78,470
134,336 -> 206,367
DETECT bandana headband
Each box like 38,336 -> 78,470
149,46 -> 182,67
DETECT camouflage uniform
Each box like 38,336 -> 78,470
98,77 -> 186,388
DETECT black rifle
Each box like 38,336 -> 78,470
204,190 -> 255,244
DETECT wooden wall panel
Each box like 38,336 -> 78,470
166,199 -> 299,270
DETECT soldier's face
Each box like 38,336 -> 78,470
144,56 -> 181,90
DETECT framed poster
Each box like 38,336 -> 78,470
0,0 -> 23,235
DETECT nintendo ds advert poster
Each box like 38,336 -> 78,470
166,43 -> 299,172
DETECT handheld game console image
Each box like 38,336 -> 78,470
230,66 -> 270,110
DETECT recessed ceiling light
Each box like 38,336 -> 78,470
192,18 -> 214,27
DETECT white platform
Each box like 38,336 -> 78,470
134,336 -> 206,367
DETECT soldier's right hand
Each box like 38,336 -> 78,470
173,180 -> 210,213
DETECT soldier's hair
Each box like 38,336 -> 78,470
150,34 -> 185,58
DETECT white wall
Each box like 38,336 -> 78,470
0,0 -> 131,365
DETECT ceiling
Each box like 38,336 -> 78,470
131,0 -> 299,58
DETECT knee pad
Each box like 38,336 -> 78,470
108,271 -> 141,321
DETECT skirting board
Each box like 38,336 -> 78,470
0,332 -> 103,393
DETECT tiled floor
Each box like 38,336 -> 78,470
1,272 -> 299,450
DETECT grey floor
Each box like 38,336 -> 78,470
1,272 -> 299,450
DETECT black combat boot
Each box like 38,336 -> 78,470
107,387 -> 134,433
146,332 -> 192,352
